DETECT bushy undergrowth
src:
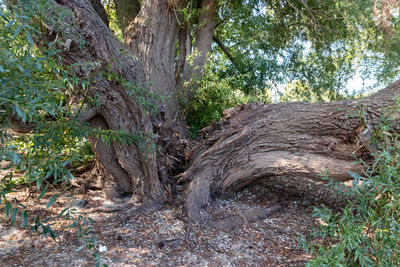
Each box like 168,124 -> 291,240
0,1 -> 96,196
299,102 -> 400,266
185,57 -> 272,133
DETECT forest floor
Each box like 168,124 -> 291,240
0,165 -> 343,266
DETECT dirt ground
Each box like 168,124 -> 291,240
0,170 -> 341,267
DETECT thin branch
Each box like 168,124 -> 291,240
212,34 -> 240,71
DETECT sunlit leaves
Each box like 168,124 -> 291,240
212,0 -> 400,99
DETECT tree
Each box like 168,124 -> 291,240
5,0 -> 400,222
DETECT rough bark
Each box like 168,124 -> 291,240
87,116 -> 131,193
191,0 -> 218,80
114,0 -> 219,117
181,81 -> 400,220
176,23 -> 191,85
124,0 -> 180,120
43,0 -> 165,202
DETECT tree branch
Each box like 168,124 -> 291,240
213,35 -> 236,66
90,0 -> 109,27
213,34 -> 245,74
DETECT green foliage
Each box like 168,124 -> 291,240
58,206 -> 107,266
0,0 -> 89,241
280,80 -> 353,102
1,0 -> 400,264
1,1 -> 81,191
102,0 -> 123,41
213,0 -> 400,99
299,101 -> 400,266
185,55 -> 272,132
187,0 -> 400,129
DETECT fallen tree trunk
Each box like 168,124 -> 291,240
182,82 -> 400,220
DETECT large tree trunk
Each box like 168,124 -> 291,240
114,0 -> 219,117
181,82 -> 400,220
124,0 -> 180,120
30,0 -> 399,222
41,0 -> 165,203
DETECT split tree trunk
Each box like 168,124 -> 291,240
114,0 -> 219,116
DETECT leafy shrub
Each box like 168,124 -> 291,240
300,101 -> 400,266
0,1 -> 95,189
0,3 -> 108,265
185,56 -> 272,133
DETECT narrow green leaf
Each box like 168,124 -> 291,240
348,171 -> 364,186
11,208 -> 18,224
37,184 -> 48,200
5,19 -> 15,28
46,194 -> 59,208
57,207 -> 69,218
36,178 -> 42,191
43,217 -> 52,223
52,178 -> 64,185
62,161 -> 70,167
14,104 -> 26,123
67,221 -> 77,228
348,171 -> 364,179
12,25 -> 22,39
74,244 -> 86,252
22,211 -> 28,228
5,202 -> 11,219
25,30 -> 34,49
16,64 -> 24,73
45,169 -> 53,179
65,170 -> 74,180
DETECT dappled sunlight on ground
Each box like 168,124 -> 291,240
0,180 -> 333,266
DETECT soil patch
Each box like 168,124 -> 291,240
0,178 -> 333,266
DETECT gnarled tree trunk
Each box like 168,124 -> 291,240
30,0 -> 400,222
43,0 -> 165,202
114,0 -> 219,118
